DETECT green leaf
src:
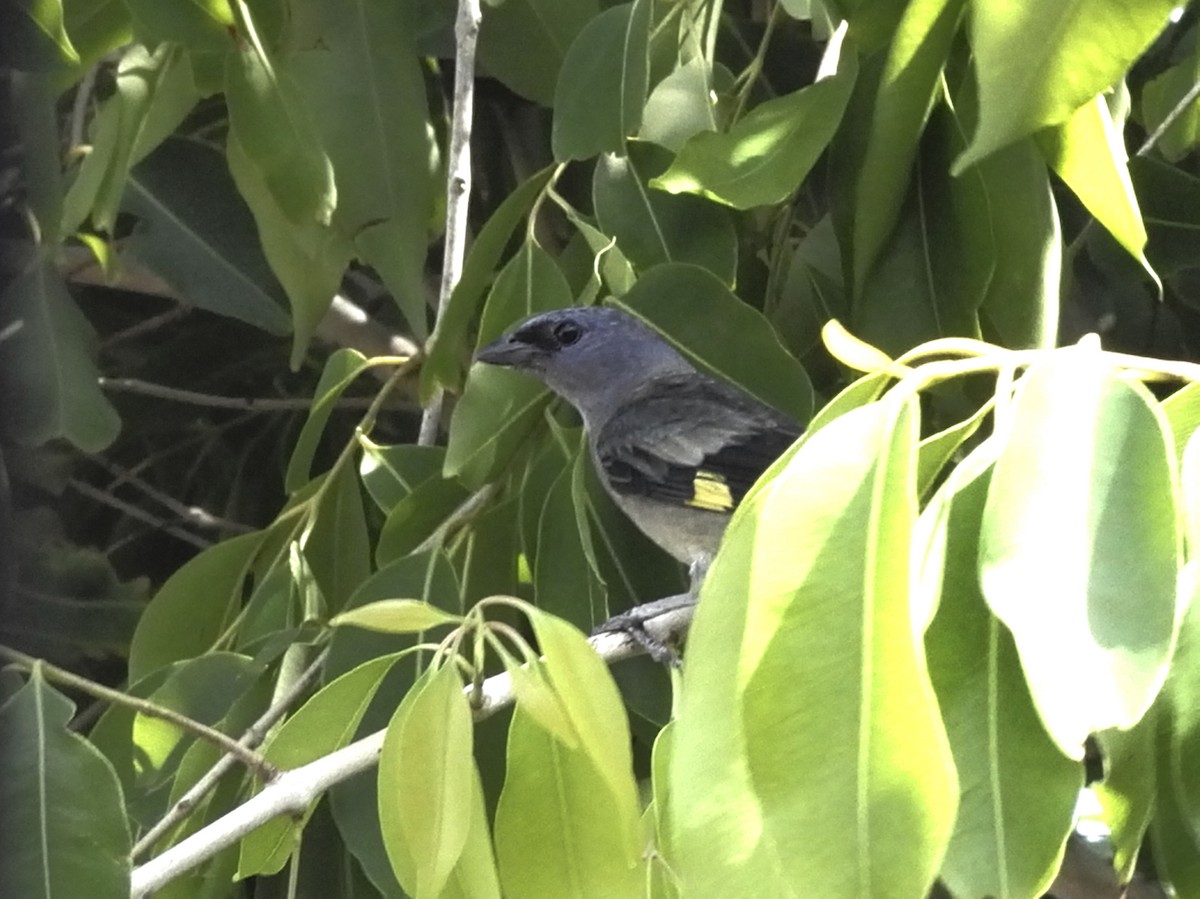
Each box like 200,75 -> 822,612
224,17 -> 336,226
478,0 -> 598,107
286,0 -> 436,337
332,600 -> 461,634
444,366 -> 551,489
533,462 -> 605,629
133,651 -> 261,769
236,652 -> 404,876
923,450 -> 1081,898
1036,95 -> 1152,276
593,143 -> 737,285
669,397 -> 957,895
653,31 -> 857,209
120,136 -> 294,335
375,463 -> 472,567
849,0 -> 965,294
551,0 -> 651,161
494,709 -> 643,898
378,662 -> 475,897
359,440 -> 447,512
11,73 -> 65,243
522,605 -> 645,862
422,166 -> 556,399
0,0 -> 81,71
284,348 -> 370,492
476,240 -> 575,349
1162,381 -> 1200,465
615,263 -> 813,423
128,530 -> 265,681
979,345 -> 1182,758
227,131 -> 354,366
122,0 -> 232,50
958,0 -> 1179,168
304,461 -> 371,612
0,253 -> 120,451
1142,46 -> 1200,161
639,58 -> 718,153
1131,155 -> 1200,278
1094,715 -> 1157,881
0,669 -> 131,898
62,44 -> 197,234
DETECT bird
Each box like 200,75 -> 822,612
475,305 -> 804,651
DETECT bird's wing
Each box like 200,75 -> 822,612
594,373 -> 802,514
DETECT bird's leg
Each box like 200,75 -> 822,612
591,555 -> 710,665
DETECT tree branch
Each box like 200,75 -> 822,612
128,602 -> 694,897
418,0 -> 482,446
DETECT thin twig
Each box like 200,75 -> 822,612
0,647 -> 277,778
129,602 -> 693,898
97,378 -> 379,412
68,479 -> 212,550
88,456 -> 255,535
131,648 -> 331,859
418,0 -> 482,446
411,484 -> 499,556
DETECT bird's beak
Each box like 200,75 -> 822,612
475,335 -> 537,368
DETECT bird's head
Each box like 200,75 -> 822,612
475,306 -> 691,424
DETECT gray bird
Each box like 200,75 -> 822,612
475,306 -> 803,586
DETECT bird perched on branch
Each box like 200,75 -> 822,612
476,305 -> 803,651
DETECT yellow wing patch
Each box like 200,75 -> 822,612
686,470 -> 734,512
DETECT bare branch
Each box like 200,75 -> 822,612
418,0 -> 482,446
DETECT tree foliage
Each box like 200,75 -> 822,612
3,0 -> 1200,897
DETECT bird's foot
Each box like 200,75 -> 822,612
592,593 -> 696,666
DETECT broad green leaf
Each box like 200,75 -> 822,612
1131,155 -> 1200,278
227,131 -> 354,366
332,600 -> 461,634
533,463 -> 605,629
494,709 -> 643,898
378,662 -> 475,898
613,264 -> 813,423
327,552 -> 463,896
131,653 -> 262,793
551,0 -> 651,161
455,494 -> 523,606
304,461 -> 371,612
639,58 -> 717,152
566,215 -> 637,298
979,346 -> 1182,758
444,366 -> 551,488
593,144 -> 737,286
11,73 -> 65,242
1094,716 -> 1157,881
422,166 -> 556,399
653,30 -> 857,209
122,0 -> 232,50
1162,381 -> 1200,465
1142,46 -> 1200,161
958,0 -> 1178,168
128,530 -> 265,681
915,399 -> 990,498
121,137 -> 294,335
225,17 -> 336,226
1036,95 -> 1151,276
849,0 -> 965,295
236,652 -> 404,876
523,604 -> 642,849
0,253 -> 120,451
475,240 -> 575,349
359,440 -> 447,512
62,44 -> 197,234
669,397 -> 957,896
1166,564 -> 1200,836
767,215 -> 846,358
923,453 -> 1080,898
505,660 -> 579,749
0,669 -> 131,898
1150,701 -> 1200,897
1185,431 -> 1200,556
286,0 -> 436,337
478,0 -> 598,106
375,466 -> 472,566
284,348 -> 370,491
61,0 -> 133,72
0,0 -> 81,71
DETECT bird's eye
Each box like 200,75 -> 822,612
553,321 -> 582,346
